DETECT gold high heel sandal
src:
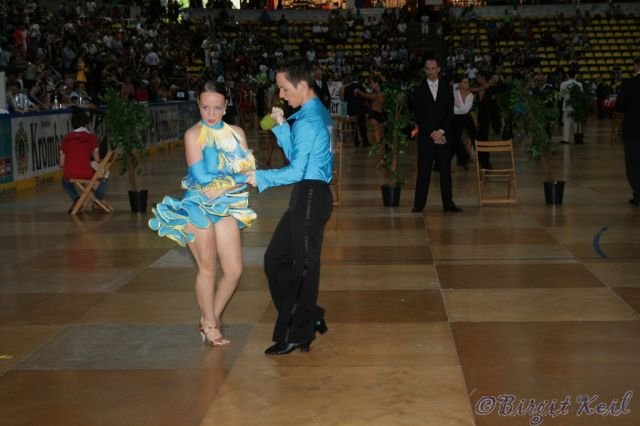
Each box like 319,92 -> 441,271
198,323 -> 230,347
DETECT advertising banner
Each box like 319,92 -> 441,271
0,115 -> 12,184
11,111 -> 72,181
2,101 -> 196,188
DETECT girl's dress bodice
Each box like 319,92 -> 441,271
148,121 -> 257,246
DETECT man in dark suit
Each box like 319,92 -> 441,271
342,74 -> 370,147
616,55 -> 640,206
412,57 -> 462,213
312,69 -> 331,109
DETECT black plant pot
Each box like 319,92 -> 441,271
574,133 -> 584,144
381,184 -> 402,207
543,181 -> 565,205
128,190 -> 148,212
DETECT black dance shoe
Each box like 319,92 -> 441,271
443,204 -> 463,212
265,341 -> 311,355
629,199 -> 640,206
314,319 -> 328,335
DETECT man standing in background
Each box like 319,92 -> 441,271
342,73 -> 370,147
616,56 -> 640,206
312,68 -> 331,110
412,57 -> 462,213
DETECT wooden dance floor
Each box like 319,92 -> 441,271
1,119 -> 639,425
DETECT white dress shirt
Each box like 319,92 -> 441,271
454,89 -> 474,115
428,79 -> 438,100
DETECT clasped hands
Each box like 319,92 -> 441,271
245,106 -> 286,187
430,129 -> 446,145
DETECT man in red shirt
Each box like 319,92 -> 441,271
59,107 -> 107,212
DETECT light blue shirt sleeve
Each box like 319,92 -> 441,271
255,98 -> 333,192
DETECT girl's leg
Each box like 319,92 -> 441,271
185,223 -> 221,340
212,216 -> 243,321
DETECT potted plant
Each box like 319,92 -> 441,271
369,83 -> 412,207
566,83 -> 595,144
101,87 -> 151,212
498,78 -> 563,204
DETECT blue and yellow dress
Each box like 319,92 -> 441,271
148,120 -> 257,246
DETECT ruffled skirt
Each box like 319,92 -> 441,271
148,184 -> 256,247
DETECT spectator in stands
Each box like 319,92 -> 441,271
157,84 -> 171,102
145,46 -> 161,67
277,14 -> 289,37
134,80 -> 150,103
7,80 -> 38,112
616,56 -> 640,206
464,63 -> 478,81
59,106 -> 107,213
305,47 -> 316,63
397,20 -> 407,35
121,75 -> 134,100
28,80 -> 51,110
420,12 -> 429,34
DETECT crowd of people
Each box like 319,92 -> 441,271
0,0 -> 444,115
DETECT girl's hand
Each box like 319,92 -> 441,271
245,170 -> 257,187
202,186 -> 228,200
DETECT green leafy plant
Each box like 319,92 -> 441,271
497,78 -> 559,181
369,83 -> 412,186
566,83 -> 595,132
101,88 -> 151,192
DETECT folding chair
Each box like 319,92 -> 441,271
330,116 -> 357,206
70,150 -> 116,215
475,140 -> 517,205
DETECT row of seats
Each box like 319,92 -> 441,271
448,15 -> 639,81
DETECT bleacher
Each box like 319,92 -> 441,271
217,19 -> 408,77
447,14 -> 639,81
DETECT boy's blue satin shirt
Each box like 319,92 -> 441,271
256,97 -> 333,192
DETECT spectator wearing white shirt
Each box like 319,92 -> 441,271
559,70 -> 583,144
306,47 -> 316,63
145,48 -> 160,67
464,63 -> 478,80
446,54 -> 456,74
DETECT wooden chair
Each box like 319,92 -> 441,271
70,150 -> 117,215
475,140 -> 517,205
330,116 -> 357,206
333,115 -> 357,148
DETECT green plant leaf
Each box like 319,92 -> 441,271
100,88 -> 151,191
